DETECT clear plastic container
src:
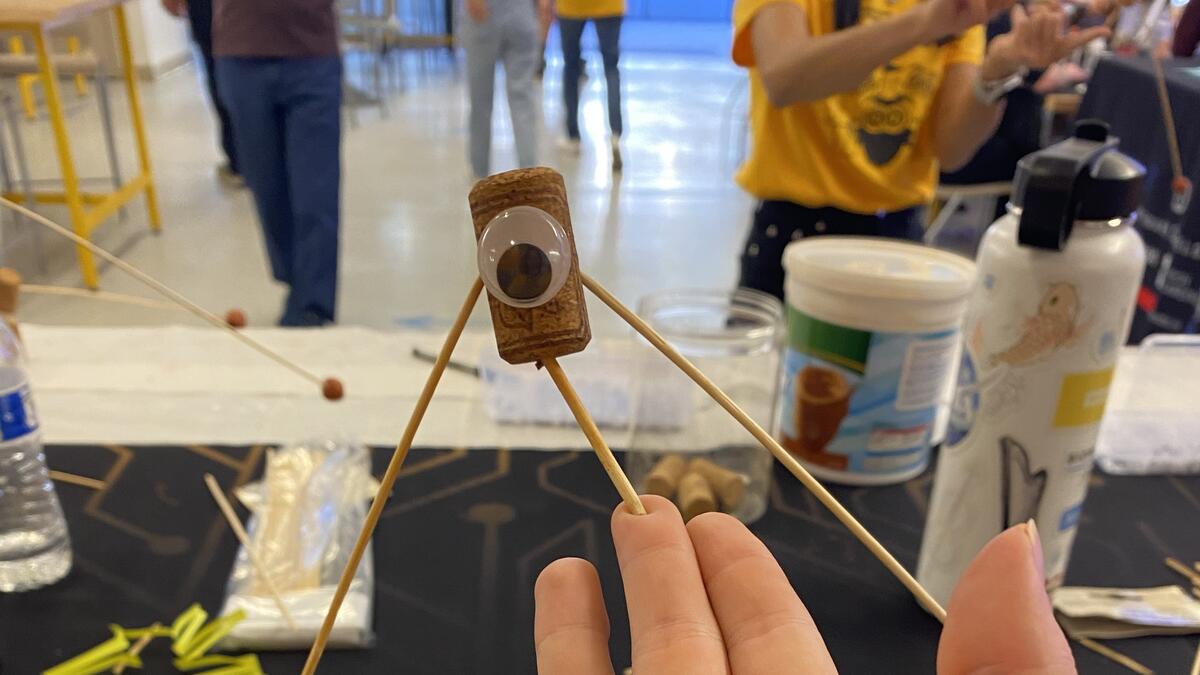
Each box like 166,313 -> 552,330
624,289 -> 782,524
0,323 -> 71,592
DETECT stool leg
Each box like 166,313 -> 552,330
95,75 -> 126,222
4,76 -> 44,272
8,37 -> 39,120
68,36 -> 88,96
924,193 -> 963,246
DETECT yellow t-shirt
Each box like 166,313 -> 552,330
557,0 -> 625,19
732,0 -> 984,213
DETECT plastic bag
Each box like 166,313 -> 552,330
219,438 -> 376,650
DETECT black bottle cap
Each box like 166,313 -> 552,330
1012,120 -> 1145,251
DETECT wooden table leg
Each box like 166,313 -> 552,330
113,4 -> 161,232
32,27 -> 96,288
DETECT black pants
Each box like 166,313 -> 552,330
738,200 -> 924,301
186,0 -> 239,174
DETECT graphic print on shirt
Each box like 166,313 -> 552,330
838,0 -> 943,166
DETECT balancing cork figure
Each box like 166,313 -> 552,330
303,167 -> 947,674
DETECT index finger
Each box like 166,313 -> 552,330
611,495 -> 728,675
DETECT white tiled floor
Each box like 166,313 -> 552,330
4,37 -> 753,336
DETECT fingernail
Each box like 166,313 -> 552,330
1025,518 -> 1045,570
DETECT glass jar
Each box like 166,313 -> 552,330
624,288 -> 782,524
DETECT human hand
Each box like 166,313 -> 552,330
983,4 -> 1110,79
538,0 -> 554,35
468,0 -> 489,23
919,0 -> 1016,44
161,0 -> 186,18
1032,60 -> 1088,93
534,496 -> 1075,674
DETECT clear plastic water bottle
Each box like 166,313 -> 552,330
0,323 -> 71,592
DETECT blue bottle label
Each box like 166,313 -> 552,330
0,383 -> 38,441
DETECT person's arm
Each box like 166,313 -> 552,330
746,0 -> 1014,106
933,4 -> 1110,170
161,0 -> 186,18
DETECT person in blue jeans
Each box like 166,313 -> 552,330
213,0 -> 341,326
161,0 -> 242,187
463,0 -> 549,178
557,0 -> 625,171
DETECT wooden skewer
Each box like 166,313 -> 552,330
302,277 -> 484,675
204,473 -> 297,631
1191,637 -> 1200,675
1166,557 -> 1200,586
1149,55 -> 1185,182
0,197 -> 328,393
112,623 -> 159,675
48,470 -> 105,491
1074,636 -> 1154,674
582,273 -> 947,621
22,283 -> 182,313
542,356 -> 646,515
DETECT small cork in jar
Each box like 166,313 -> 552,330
677,471 -> 717,522
688,458 -> 747,512
644,454 -> 686,499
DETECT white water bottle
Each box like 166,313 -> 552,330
918,122 -> 1146,607
0,322 -> 72,591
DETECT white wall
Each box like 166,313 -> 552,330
118,0 -> 192,78
80,0 -> 191,79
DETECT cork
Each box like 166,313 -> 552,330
0,268 -> 20,314
689,458 -> 747,511
677,471 -> 716,522
644,454 -> 686,498
468,167 -> 591,365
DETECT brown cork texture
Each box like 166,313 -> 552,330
468,167 -> 591,365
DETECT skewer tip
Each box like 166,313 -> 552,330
1173,175 -> 1192,195
322,377 -> 345,401
224,308 -> 248,329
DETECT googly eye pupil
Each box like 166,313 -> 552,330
497,243 -> 552,301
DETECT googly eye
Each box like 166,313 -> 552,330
477,206 -> 573,308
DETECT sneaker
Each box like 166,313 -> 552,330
611,136 -> 622,172
557,136 -> 581,155
217,163 -> 246,189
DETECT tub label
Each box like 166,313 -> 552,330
0,383 -> 38,441
781,308 -> 956,477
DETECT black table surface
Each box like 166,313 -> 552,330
1080,55 -> 1200,342
1,445 -> 1198,674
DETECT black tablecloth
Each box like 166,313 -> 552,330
1,445 -> 1198,673
1080,55 -> 1200,343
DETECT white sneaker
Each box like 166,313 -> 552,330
611,136 -> 622,172
557,136 -> 581,155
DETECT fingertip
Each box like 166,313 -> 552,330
535,557 -> 601,604
612,493 -> 680,526
938,523 -> 1073,674
685,509 -> 751,541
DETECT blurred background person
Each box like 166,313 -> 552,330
214,0 -> 342,326
161,0 -> 242,187
730,0 -> 1108,301
462,0 -> 549,178
557,0 -> 625,171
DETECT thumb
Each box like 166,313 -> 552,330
936,522 -> 1076,675
1011,3 -> 1029,28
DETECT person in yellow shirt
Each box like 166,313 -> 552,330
733,0 -> 1110,300
556,0 -> 626,170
